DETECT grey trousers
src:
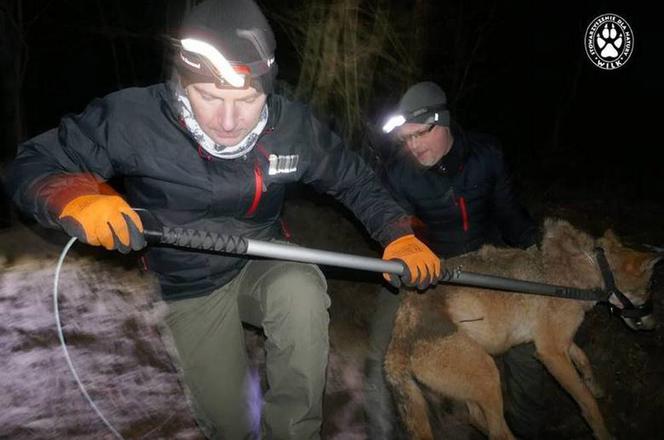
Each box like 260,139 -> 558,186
165,259 -> 330,440
364,287 -> 549,439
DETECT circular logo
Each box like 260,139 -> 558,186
585,13 -> 634,70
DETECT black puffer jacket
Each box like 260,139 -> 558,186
6,83 -> 412,299
380,126 -> 537,259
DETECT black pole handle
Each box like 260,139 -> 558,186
160,226 -> 249,254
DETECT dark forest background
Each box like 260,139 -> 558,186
1,2 -> 663,438
1,0 -> 662,228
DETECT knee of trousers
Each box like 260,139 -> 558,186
262,263 -> 331,341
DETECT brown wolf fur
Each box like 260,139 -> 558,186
384,218 -> 660,440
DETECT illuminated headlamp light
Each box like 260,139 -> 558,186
180,38 -> 247,88
382,106 -> 443,134
382,115 -> 407,133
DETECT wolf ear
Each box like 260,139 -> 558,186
602,229 -> 620,244
597,228 -> 623,252
541,218 -> 593,259
642,254 -> 663,272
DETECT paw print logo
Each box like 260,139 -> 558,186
585,13 -> 634,70
596,24 -> 622,59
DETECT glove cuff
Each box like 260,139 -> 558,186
29,173 -> 106,228
378,216 -> 416,247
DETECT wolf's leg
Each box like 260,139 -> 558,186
569,342 -> 605,398
385,328 -> 434,439
536,343 -> 612,440
466,401 -> 488,435
386,374 -> 434,440
410,336 -> 514,440
469,364 -> 514,440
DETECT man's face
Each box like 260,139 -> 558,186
396,123 -> 453,167
185,82 -> 267,146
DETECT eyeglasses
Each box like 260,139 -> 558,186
396,124 -> 435,145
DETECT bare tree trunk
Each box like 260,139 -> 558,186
96,0 -> 123,89
454,1 -> 496,106
1,0 -> 28,226
14,0 -> 25,146
113,2 -> 138,86
278,0 -> 420,146
1,0 -> 28,153
409,0 -> 429,84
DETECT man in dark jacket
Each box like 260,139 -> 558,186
365,81 -> 548,439
5,2 -> 442,439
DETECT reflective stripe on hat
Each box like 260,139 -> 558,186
181,38 -> 247,87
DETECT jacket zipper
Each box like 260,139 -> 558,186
452,190 -> 469,232
459,196 -> 469,232
245,165 -> 263,217
245,142 -> 272,218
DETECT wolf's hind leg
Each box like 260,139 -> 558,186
410,336 -> 515,440
537,343 -> 612,440
569,342 -> 605,398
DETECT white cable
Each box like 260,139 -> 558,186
54,237 -> 125,440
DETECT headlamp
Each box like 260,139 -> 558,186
382,115 -> 406,133
180,38 -> 247,88
381,104 -> 447,133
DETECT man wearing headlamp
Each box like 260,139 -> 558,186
365,81 -> 546,439
5,1 -> 441,438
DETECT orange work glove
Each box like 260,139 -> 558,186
382,234 -> 441,289
58,194 -> 146,254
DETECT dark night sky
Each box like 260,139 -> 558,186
2,0 -> 661,211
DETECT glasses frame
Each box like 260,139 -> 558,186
396,124 -> 436,146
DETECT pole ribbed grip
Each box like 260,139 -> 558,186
160,226 -> 248,254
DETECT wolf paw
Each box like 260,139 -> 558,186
585,377 -> 605,399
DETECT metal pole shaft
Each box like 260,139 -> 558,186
246,239 -> 405,275
147,225 -> 604,301
246,239 -> 603,300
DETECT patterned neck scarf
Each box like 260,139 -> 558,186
175,86 -> 268,159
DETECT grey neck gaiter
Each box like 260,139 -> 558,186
176,85 -> 268,159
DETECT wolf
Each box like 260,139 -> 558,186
384,218 -> 660,440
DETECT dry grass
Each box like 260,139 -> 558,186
269,0 -> 421,146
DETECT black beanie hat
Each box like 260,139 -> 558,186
175,0 -> 277,93
397,81 -> 450,127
